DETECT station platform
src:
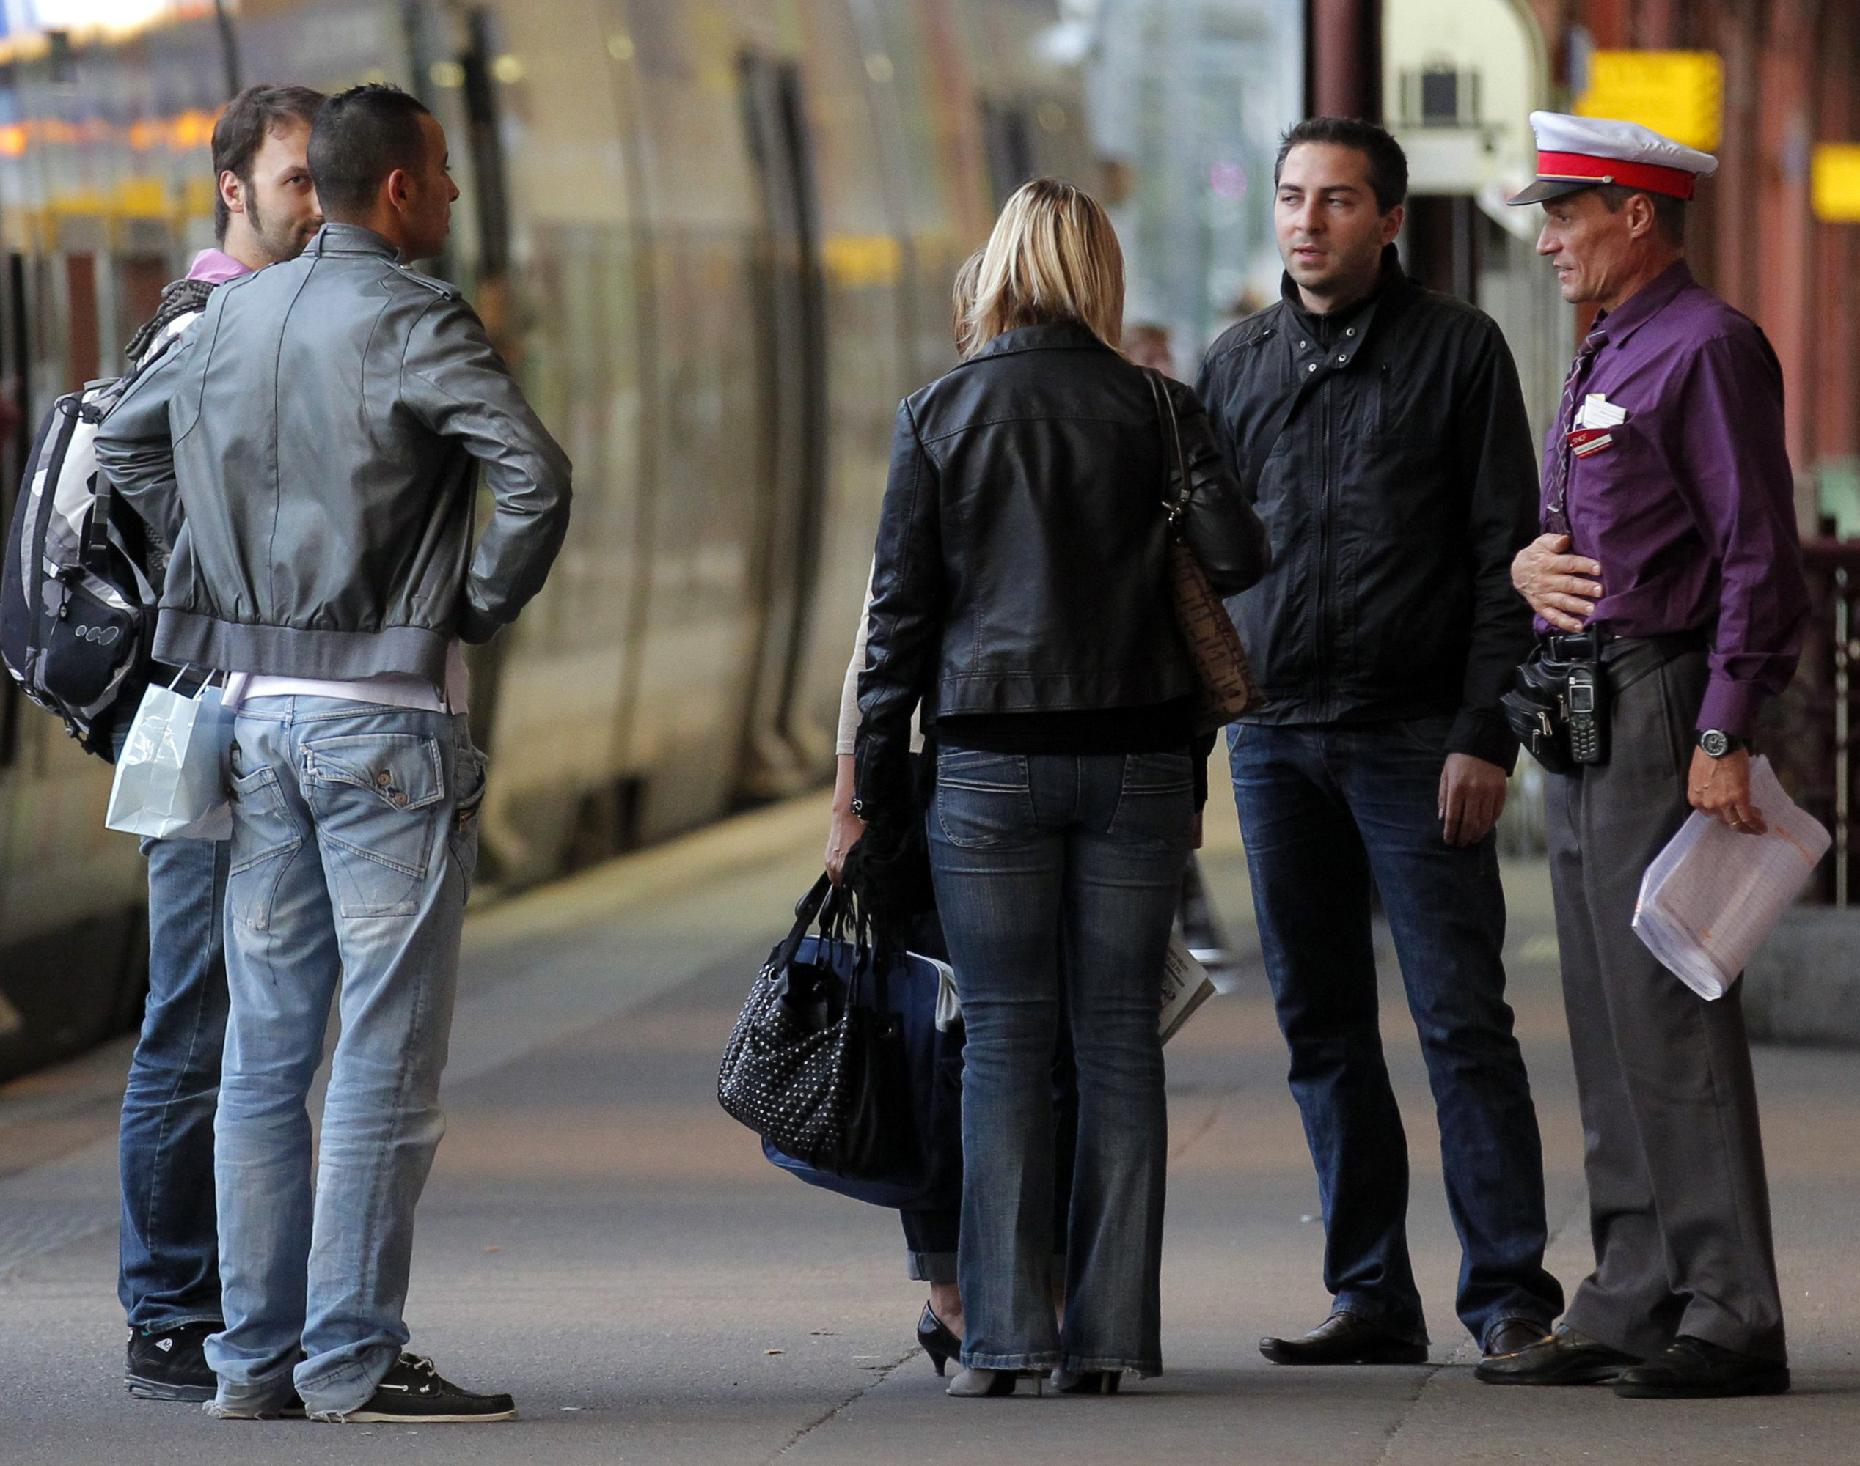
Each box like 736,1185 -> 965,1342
2,774 -> 1856,1465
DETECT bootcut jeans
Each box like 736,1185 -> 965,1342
928,746 -> 1191,1376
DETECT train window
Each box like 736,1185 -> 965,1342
736,50 -> 830,790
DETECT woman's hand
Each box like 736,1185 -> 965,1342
825,754 -> 866,886
826,807 -> 866,886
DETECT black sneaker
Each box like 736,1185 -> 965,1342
126,1320 -> 221,1402
310,1353 -> 516,1423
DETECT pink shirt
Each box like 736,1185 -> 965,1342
186,248 -> 250,285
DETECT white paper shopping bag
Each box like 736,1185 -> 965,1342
105,674 -> 233,841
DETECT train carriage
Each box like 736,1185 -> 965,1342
0,0 -> 1086,1080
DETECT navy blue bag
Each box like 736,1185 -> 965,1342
756,887 -> 963,1212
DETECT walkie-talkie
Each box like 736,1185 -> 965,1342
1565,663 -> 1608,764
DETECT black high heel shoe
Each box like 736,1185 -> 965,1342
1053,1369 -> 1122,1394
917,1303 -> 962,1378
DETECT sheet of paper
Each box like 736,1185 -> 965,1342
1632,756 -> 1831,999
1160,933 -> 1218,1044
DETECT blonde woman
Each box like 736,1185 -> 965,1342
849,179 -> 1267,1395
830,249 -> 1084,1380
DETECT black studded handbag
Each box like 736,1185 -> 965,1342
717,875 -> 902,1173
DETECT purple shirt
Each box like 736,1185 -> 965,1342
187,247 -> 249,285
1540,261 -> 1809,735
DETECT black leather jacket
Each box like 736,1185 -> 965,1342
853,320 -> 1269,816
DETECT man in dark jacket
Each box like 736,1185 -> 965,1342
1195,118 -> 1561,1365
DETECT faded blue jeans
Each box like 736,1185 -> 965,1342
928,747 -> 1191,1376
204,697 -> 485,1416
1228,717 -> 1562,1349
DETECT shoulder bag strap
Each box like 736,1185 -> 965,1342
1143,368 -> 1191,527
1147,360 -> 1315,522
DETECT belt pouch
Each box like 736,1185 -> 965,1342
1501,647 -> 1577,775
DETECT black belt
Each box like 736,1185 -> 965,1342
1538,627 -> 1705,664
1541,628 -> 1611,662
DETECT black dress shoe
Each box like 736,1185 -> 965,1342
1613,1337 -> 1790,1399
1482,1318 -> 1553,1360
1474,1324 -> 1638,1386
1259,1312 -> 1428,1366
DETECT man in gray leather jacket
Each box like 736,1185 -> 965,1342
97,84 -> 569,1425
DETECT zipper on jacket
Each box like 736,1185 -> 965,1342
1315,371 -> 1331,717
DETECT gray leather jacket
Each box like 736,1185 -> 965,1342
96,223 -> 571,684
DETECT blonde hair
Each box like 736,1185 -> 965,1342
964,178 -> 1124,351
951,249 -> 985,359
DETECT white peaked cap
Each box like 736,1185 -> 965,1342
1508,111 -> 1719,205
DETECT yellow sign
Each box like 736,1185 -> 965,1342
1576,50 -> 1723,152
1813,144 -> 1860,222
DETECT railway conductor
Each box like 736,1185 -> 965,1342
1483,112 -> 1809,1399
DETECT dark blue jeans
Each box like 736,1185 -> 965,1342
929,747 -> 1191,1375
1228,718 -> 1561,1348
119,831 -> 231,1330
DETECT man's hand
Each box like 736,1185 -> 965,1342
1688,747 -> 1766,835
1439,753 -> 1508,846
1511,533 -> 1603,632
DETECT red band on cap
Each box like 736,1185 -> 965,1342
1536,150 -> 1697,200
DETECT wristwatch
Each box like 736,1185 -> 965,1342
1696,729 -> 1749,759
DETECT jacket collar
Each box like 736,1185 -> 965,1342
970,318 -> 1117,362
306,221 -> 402,261
1592,259 -> 1694,349
1270,245 -> 1411,372
1279,243 -> 1409,328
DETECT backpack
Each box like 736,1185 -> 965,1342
0,307 -> 200,755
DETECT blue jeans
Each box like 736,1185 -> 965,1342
928,747 -> 1191,1375
204,698 -> 485,1415
118,829 -> 231,1331
1228,719 -> 1561,1347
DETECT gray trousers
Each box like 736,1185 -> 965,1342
1544,642 -> 1787,1363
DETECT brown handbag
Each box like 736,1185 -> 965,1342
1146,369 -> 1260,732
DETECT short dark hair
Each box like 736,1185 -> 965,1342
307,84 -> 433,220
1273,117 -> 1408,213
1595,183 -> 1687,247
210,84 -> 326,243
